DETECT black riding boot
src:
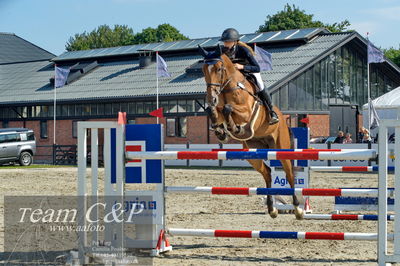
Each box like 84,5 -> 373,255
257,89 -> 279,125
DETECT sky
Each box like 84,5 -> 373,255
1,0 -> 400,56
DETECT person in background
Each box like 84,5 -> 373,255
334,131 -> 345,144
344,133 -> 352,144
362,127 -> 372,143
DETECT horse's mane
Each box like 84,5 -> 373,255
220,54 -> 237,74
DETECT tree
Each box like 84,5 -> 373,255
66,25 -> 135,51
133,23 -> 189,44
384,46 -> 400,67
66,23 -> 189,51
258,4 -> 350,33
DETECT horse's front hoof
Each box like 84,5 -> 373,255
294,206 -> 304,220
269,207 -> 278,218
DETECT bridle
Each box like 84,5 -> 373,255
206,59 -> 232,97
206,59 -> 259,99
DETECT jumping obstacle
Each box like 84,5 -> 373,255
310,166 -> 395,172
77,114 -> 400,265
126,150 -> 376,161
167,228 -> 395,241
165,186 -> 393,197
304,214 -> 395,221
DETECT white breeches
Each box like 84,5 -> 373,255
251,73 -> 265,91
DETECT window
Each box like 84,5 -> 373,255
112,103 -> 120,114
62,105 -> 69,116
279,84 -> 289,110
305,69 -> 313,110
105,103 -> 112,115
27,132 -> 35,141
177,117 -> 187,137
97,104 -> 105,115
40,120 -> 48,139
2,120 -> 8,128
178,100 -> 187,112
82,105 -> 90,116
72,121 -> 78,138
288,81 -> 297,110
169,100 -> 178,113
120,103 -> 128,113
90,104 -> 97,115
160,101 -> 169,114
186,100 -> 194,112
128,102 -> 136,114
6,133 -> 20,142
166,118 -> 176,137
68,105 -> 75,116
75,104 -> 83,116
136,102 -> 144,114
0,135 -> 6,143
40,106 -> 49,117
195,99 -> 205,112
166,117 -> 187,137
144,102 -> 154,114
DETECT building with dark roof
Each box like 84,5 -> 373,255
0,28 -> 399,149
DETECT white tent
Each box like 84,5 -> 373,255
362,86 -> 400,137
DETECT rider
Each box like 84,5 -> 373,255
213,28 -> 279,125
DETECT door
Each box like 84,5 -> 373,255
329,105 -> 358,140
0,134 -> 20,159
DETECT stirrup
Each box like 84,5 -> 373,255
269,112 -> 279,125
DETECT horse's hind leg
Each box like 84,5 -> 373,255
281,159 -> 304,220
246,158 -> 278,218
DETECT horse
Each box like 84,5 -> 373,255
199,48 -> 303,220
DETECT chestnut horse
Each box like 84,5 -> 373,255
201,51 -> 303,220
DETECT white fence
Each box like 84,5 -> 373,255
164,143 -> 395,167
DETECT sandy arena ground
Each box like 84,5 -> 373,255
0,167 -> 395,265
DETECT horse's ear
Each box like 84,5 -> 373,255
198,45 -> 209,58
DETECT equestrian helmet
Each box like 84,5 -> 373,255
220,28 -> 240,42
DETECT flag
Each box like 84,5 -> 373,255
300,117 -> 310,124
149,107 -> 164,118
55,66 -> 70,88
118,112 -> 127,125
369,98 -> 380,130
367,40 -> 384,64
156,53 -> 171,77
254,45 -> 273,71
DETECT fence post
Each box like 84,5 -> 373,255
186,141 -> 190,167
327,142 -> 331,166
52,144 -> 56,165
368,141 -> 372,166
219,142 -> 223,167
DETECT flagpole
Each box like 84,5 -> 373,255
156,51 -> 159,124
366,33 -> 371,134
367,62 -> 371,133
54,65 -> 56,145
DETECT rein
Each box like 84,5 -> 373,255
206,60 -> 259,101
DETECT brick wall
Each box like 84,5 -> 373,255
136,116 -> 209,144
1,113 -> 333,145
308,114 -> 330,137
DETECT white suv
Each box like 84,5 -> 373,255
0,128 -> 36,166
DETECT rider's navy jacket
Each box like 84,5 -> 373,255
208,44 -> 260,73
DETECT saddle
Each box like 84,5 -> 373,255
231,59 -> 262,93
243,73 -> 262,93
